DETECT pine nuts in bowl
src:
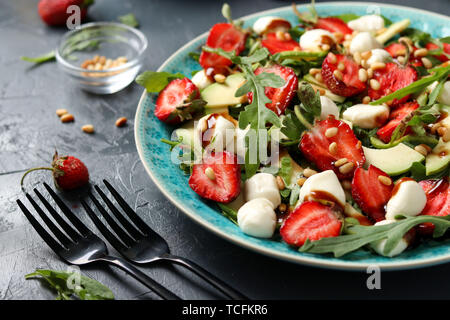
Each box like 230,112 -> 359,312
56,22 -> 147,94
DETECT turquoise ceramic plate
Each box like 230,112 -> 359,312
135,2 -> 450,270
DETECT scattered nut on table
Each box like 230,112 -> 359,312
56,108 -> 68,117
115,116 -> 127,127
82,124 -> 95,133
60,113 -> 74,123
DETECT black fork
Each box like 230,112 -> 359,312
17,183 -> 180,300
82,179 -> 248,300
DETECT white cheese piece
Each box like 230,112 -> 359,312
195,114 -> 235,153
366,49 -> 392,66
245,173 -> 281,209
320,96 -> 340,120
437,81 -> 450,106
385,180 -> 427,220
253,16 -> 291,35
370,220 -> 409,257
342,104 -> 390,129
298,170 -> 346,208
191,69 -> 212,90
237,198 -> 277,238
349,32 -> 382,54
348,15 -> 385,33
299,29 -> 336,52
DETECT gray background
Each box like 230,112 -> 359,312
1,0 -> 449,300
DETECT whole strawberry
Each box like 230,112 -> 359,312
21,152 -> 89,191
38,0 -> 94,26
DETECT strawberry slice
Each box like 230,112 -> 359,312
418,178 -> 450,235
384,42 -> 423,67
188,151 -> 241,203
261,32 -> 301,54
314,17 -> 353,35
155,78 -> 200,124
280,201 -> 342,247
426,42 -> 450,62
199,23 -> 247,75
368,62 -> 418,105
321,53 -> 366,97
300,116 -> 365,179
247,64 -> 298,116
376,101 -> 419,143
351,165 -> 393,222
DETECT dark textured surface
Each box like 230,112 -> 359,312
1,0 -> 450,300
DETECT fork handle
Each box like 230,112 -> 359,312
100,256 -> 181,300
161,253 -> 248,300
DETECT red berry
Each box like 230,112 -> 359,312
300,116 -> 365,179
321,53 -> 366,97
199,23 -> 247,75
368,62 -> 418,105
188,151 -> 241,203
154,78 -> 200,124
376,101 -> 419,143
247,64 -> 298,116
261,32 -> 301,54
280,201 -> 342,247
418,178 -> 450,235
314,17 -> 353,36
426,42 -> 450,62
351,165 -> 393,222
38,0 -> 91,26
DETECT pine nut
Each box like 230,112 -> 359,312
378,175 -> 392,186
362,96 -> 371,104
414,48 -> 428,58
309,68 -> 321,75
422,57 -> 433,69
333,32 -> 344,42
341,180 -> 352,190
329,142 -> 338,154
414,144 -> 429,156
430,122 -> 441,134
276,30 -> 285,41
321,44 -> 331,51
56,108 -> 68,117
367,68 -> 374,79
325,127 -> 338,138
360,59 -> 369,69
353,51 -> 362,65
82,124 -> 95,134
397,56 -> 406,64
334,158 -> 348,167
438,127 -> 450,142
61,113 -> 74,123
356,140 -> 362,149
92,55 -> 100,63
333,69 -> 343,81
284,32 -> 292,41
358,68 -> 368,82
437,126 -> 447,137
81,60 -> 93,69
361,51 -> 372,60
214,74 -> 226,83
297,177 -> 307,186
303,168 -> 317,178
115,116 -> 128,127
98,56 -> 106,65
370,62 -> 386,71
315,73 -> 323,83
278,203 -> 287,212
205,167 -> 216,180
116,56 -> 128,63
104,59 -> 113,69
344,34 -> 352,41
276,175 -> 285,190
339,162 -> 354,174
94,63 -> 103,70
337,62 -> 345,71
343,40 -> 351,48
328,52 -> 337,64
369,79 -> 381,90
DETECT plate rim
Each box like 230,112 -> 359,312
134,1 -> 450,271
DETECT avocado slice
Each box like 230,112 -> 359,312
201,73 -> 247,109
362,143 -> 425,176
173,121 -> 195,147
425,138 -> 450,175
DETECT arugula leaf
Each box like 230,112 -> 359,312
188,52 -> 200,62
300,215 -> 450,257
135,71 -> 185,93
26,269 -> 114,300
353,127 -> 378,147
441,37 -> 450,44
118,13 -> 139,28
281,109 -> 306,140
409,161 -> 427,181
217,203 -> 238,224
278,156 -> 293,185
292,1 -> 318,26
401,28 -> 432,46
161,137 -> 183,151
21,51 -> 56,64
296,81 -> 322,124
289,184 -> 301,206
333,13 -> 359,23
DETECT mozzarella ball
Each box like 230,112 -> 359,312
253,16 -> 291,35
191,69 -> 212,90
237,198 -> 277,238
299,170 -> 346,207
366,49 -> 392,66
320,96 -> 340,120
385,180 -> 427,220
342,104 -> 390,129
300,29 -> 336,52
349,32 -> 382,54
370,220 -> 409,257
245,173 -> 281,209
195,114 -> 235,153
437,81 -> 450,106
348,15 -> 385,33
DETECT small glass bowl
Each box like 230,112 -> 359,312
56,22 -> 147,94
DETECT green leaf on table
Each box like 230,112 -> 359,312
118,13 -> 139,28
135,71 -> 184,93
25,269 -> 114,300
21,51 -> 56,64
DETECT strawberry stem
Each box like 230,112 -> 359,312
20,167 -> 54,189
